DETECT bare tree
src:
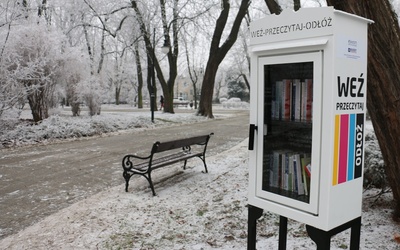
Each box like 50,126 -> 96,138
327,0 -> 400,220
130,0 -> 170,112
79,0 -> 131,115
184,44 -> 202,110
130,0 -> 202,113
197,0 -> 251,118
131,0 -> 220,114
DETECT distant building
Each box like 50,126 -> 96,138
174,75 -> 195,101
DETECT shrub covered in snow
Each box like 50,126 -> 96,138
0,109 -> 208,149
221,98 -> 249,109
364,130 -> 387,189
219,97 -> 228,103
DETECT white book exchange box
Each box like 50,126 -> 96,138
247,7 -> 373,231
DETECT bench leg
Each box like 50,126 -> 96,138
143,172 -> 157,196
183,160 -> 187,170
123,171 -> 156,196
149,177 -> 156,196
195,155 -> 208,173
123,171 -> 132,192
200,156 -> 208,173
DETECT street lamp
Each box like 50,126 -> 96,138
161,39 -> 170,54
150,29 -> 156,123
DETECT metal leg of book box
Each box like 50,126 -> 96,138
247,205 -> 361,250
306,216 -> 361,250
247,205 -> 287,250
247,205 -> 263,250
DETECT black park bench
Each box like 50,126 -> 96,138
122,133 -> 213,196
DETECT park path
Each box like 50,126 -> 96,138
0,109 -> 249,240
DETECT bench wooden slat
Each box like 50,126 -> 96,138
129,151 -> 202,171
151,152 -> 203,170
153,135 -> 210,153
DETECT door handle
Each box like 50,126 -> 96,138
248,124 -> 257,150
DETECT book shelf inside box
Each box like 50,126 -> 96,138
262,62 -> 314,204
262,122 -> 312,204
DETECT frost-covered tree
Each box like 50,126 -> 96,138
1,21 -> 65,122
106,46 -> 136,105
0,0 -> 31,117
183,35 -> 204,110
0,0 -> 96,120
214,70 -> 226,103
59,47 -> 91,116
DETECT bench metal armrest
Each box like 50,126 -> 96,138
122,154 -> 151,173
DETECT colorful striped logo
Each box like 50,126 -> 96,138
332,113 -> 364,186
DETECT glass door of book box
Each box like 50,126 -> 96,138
256,52 -> 322,215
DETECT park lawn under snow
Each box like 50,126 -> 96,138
0,105 -> 399,249
0,105 -> 213,149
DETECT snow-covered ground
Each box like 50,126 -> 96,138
0,105 -> 220,149
0,105 -> 399,249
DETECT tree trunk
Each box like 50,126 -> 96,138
147,53 -> 157,113
264,0 -> 282,14
327,0 -> 400,220
199,59 -> 220,118
134,41 -> 143,108
293,0 -> 301,11
115,85 -> 121,105
25,82 -> 49,122
198,0 -> 251,118
97,22 -> 107,74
